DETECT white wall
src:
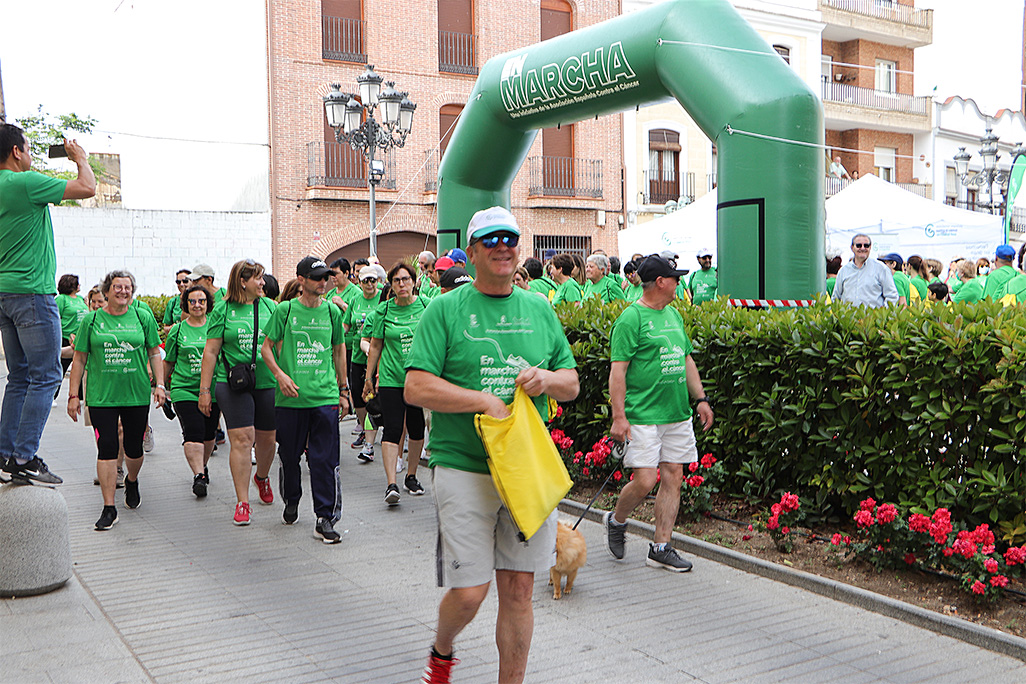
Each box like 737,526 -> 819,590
50,207 -> 272,297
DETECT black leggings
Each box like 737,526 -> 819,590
91,405 -> 149,461
378,386 -> 425,445
175,400 -> 221,444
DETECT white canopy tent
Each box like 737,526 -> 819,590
825,174 -> 1006,267
617,190 -> 719,268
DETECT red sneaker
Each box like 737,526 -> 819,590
233,501 -> 251,526
254,474 -> 274,505
422,651 -> 459,684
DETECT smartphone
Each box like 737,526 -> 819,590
48,144 -> 68,159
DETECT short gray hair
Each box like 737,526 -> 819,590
586,254 -> 609,273
101,270 -> 137,296
419,250 -> 435,261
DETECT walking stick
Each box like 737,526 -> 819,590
571,440 -> 627,531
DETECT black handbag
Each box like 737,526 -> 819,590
222,301 -> 259,393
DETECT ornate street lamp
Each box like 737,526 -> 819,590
323,65 -> 416,256
953,123 -> 1018,216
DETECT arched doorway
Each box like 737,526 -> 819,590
325,231 -> 437,270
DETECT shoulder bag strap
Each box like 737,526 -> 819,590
250,300 -> 259,368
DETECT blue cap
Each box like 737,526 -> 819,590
996,244 -> 1016,261
879,252 -> 903,267
447,248 -> 468,264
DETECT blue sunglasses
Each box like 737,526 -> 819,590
477,234 -> 519,249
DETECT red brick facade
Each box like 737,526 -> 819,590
266,0 -> 623,273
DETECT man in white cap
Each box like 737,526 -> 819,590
188,263 -> 226,302
682,248 -> 717,305
406,206 -> 579,684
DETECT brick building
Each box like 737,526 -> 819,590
265,0 -> 623,273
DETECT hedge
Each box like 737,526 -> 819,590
550,297 -> 1026,540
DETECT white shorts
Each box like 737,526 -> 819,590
623,421 -> 698,469
432,466 -> 557,588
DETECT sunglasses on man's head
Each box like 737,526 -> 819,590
477,234 -> 519,249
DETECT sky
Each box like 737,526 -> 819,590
1,0 -> 1023,211
0,0 -> 269,211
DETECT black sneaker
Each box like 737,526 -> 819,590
124,477 -> 141,509
384,483 -> 401,506
404,474 -> 425,495
646,543 -> 693,572
192,473 -> 208,498
203,466 -> 209,484
0,457 -> 9,483
314,517 -> 341,544
351,433 -> 366,449
3,457 -> 63,486
283,500 -> 299,525
95,505 -> 118,531
604,511 -> 626,560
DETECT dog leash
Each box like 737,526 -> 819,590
571,439 -> 628,531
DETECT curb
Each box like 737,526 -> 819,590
558,498 -> 1026,663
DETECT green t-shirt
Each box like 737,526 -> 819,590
982,265 -> 1018,300
952,277 -> 984,304
892,271 -> 911,301
163,296 -> 183,327
342,291 -> 381,364
610,303 -> 695,425
826,276 -> 837,296
74,307 -> 160,407
206,298 -> 277,389
528,276 -> 558,302
131,298 -> 158,325
624,282 -> 644,302
264,298 -> 346,408
552,278 -> 583,305
165,320 -> 210,403
0,170 -> 66,295
1006,273 -> 1026,303
56,293 -> 89,340
406,285 -> 576,474
583,277 -> 626,303
910,275 -> 929,302
368,296 -> 428,388
689,268 -> 718,305
947,275 -> 963,294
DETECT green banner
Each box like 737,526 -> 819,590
1006,153 -> 1026,241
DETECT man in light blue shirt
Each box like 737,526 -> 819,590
832,234 -> 898,307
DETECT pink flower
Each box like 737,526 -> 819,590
1004,546 -> 1026,566
781,526 -> 790,535
990,575 -> 1009,588
688,462 -> 699,473
860,497 -> 877,513
969,524 -> 995,548
613,471 -> 622,482
909,514 -> 931,533
854,510 -> 874,528
701,453 -> 717,469
831,533 -> 843,546
780,493 -> 800,512
904,553 -> 916,565
876,504 -> 898,525
766,515 -> 780,531
971,580 -> 987,595
747,524 -> 754,532
572,456 -> 580,464
982,545 -> 995,556
985,558 -> 999,573
555,406 -> 563,417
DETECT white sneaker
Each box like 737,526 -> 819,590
396,455 -> 405,474
142,426 -> 154,453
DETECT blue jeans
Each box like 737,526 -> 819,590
0,294 -> 62,463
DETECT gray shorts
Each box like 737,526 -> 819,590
432,466 -> 557,588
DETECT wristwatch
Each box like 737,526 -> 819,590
696,396 -> 710,405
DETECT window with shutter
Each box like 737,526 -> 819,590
647,129 -> 680,204
438,0 -> 476,74
537,1 -> 573,194
321,0 -> 365,63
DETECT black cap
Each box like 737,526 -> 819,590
297,256 -> 334,279
439,267 -> 473,290
637,255 -> 689,283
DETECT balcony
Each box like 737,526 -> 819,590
439,31 -> 477,75
322,15 -> 366,63
527,156 -> 602,198
642,169 -> 695,205
825,175 -> 932,199
423,149 -> 439,194
821,77 -> 931,133
819,0 -> 932,48
307,141 -> 395,190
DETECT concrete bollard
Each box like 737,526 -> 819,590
0,485 -> 72,597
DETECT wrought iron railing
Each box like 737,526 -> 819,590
819,0 -> 932,29
642,169 -> 695,205
439,31 -> 477,75
424,149 -> 439,193
307,141 -> 396,189
821,77 -> 930,116
527,156 -> 603,198
322,16 -> 366,63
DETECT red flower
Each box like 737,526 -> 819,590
581,467 -> 590,476
904,553 -> 916,565
781,526 -> 790,535
969,524 -> 995,548
747,524 -> 754,532
550,429 -> 565,444
971,580 -> 987,595
990,575 -> 1009,588
771,503 -> 783,516
555,406 -> 563,417
700,453 -> 717,469
876,504 -> 898,525
584,454 -> 593,466
686,475 -> 704,488
909,514 -> 931,533
843,536 -> 851,545
766,515 -> 780,531
612,471 -> 622,482
951,536 -> 977,559
572,456 -> 580,464
985,558 -> 999,573
688,462 -> 699,473
983,545 -> 995,556
780,493 -> 800,512
831,533 -> 843,546
741,533 -> 752,541
859,497 -> 877,513
943,547 -> 955,557
854,510 -> 874,528
1004,546 -> 1026,566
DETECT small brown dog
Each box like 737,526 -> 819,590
549,521 -> 587,599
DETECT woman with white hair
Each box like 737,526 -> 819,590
68,270 -> 166,530
583,254 -> 626,303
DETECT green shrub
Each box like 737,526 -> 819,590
553,297 -> 1026,534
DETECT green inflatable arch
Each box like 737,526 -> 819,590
436,0 -> 824,300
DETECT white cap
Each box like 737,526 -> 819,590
359,266 -> 379,281
467,206 -> 521,244
697,247 -> 713,258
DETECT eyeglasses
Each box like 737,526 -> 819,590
361,277 -> 378,283
175,279 -> 190,285
853,243 -> 871,248
392,276 -> 413,285
187,298 -> 207,305
477,234 -> 519,249
111,285 -> 133,293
